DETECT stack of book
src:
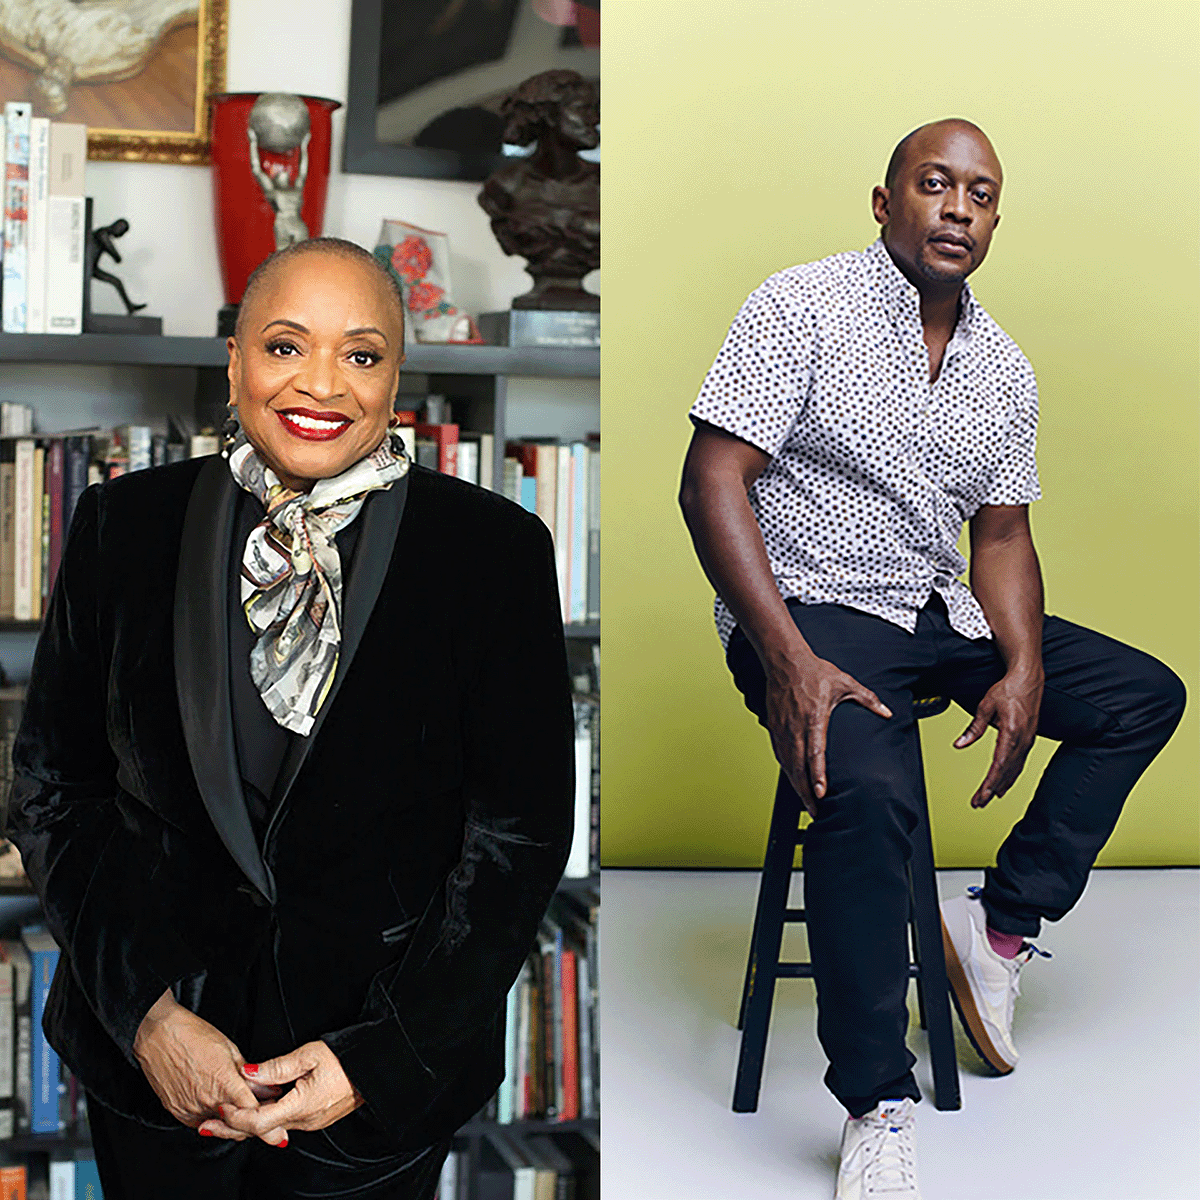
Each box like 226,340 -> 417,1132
0,1155 -> 103,1199
438,1126 -> 599,1200
504,438 -> 600,625
1,104 -> 88,336
0,416 -> 213,624
397,411 -> 496,491
477,885 -> 599,1128
0,925 -> 88,1139
0,682 -> 27,885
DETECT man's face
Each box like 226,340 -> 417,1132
872,124 -> 1003,288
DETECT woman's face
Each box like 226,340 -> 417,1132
226,253 -> 405,492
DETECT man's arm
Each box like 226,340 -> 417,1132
956,502 -> 1045,807
678,420 -> 891,815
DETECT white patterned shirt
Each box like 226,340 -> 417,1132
689,237 -> 1041,650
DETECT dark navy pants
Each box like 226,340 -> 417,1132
726,595 -> 1186,1116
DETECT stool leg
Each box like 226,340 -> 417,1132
733,772 -> 804,1113
908,741 -> 961,1112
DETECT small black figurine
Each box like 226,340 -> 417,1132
81,200 -> 162,335
89,218 -> 146,315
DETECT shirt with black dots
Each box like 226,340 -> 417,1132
689,237 -> 1041,651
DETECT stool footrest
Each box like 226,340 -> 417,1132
775,963 -> 815,978
783,908 -> 806,921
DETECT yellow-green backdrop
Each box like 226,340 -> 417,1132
602,0 -> 1200,867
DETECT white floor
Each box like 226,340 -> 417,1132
601,868 -> 1200,1200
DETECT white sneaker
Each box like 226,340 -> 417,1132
834,1098 -> 920,1199
940,886 -> 1050,1075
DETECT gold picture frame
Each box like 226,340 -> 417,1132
88,0 -> 228,165
0,0 -> 227,166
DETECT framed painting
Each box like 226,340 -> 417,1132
0,0 -> 228,165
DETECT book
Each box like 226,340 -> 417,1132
414,422 -> 459,476
13,439 -> 34,620
564,699 -> 592,878
559,946 -> 579,1120
46,438 -> 63,600
21,925 -> 63,1133
0,1166 -> 25,1200
47,1157 -> 71,1200
115,425 -> 152,473
62,434 -> 91,536
3,102 -> 32,334
585,436 -> 599,622
554,447 -> 571,621
497,968 -> 520,1124
569,443 -> 588,623
31,443 -> 44,621
0,951 -> 12,1137
25,118 -> 49,335
3,939 -> 32,1133
0,440 -> 15,619
436,1147 -> 459,1200
73,1159 -> 101,1200
45,123 -> 86,336
456,436 -> 479,486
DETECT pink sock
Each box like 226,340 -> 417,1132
986,924 -> 1025,959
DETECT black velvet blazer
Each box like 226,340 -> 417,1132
3,454 -> 575,1155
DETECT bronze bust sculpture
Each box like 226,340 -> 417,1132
478,69 -> 599,312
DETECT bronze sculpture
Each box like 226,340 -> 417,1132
478,69 -> 599,312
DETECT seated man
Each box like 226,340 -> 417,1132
678,117 -> 1185,1200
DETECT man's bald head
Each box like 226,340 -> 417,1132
884,119 -> 1001,191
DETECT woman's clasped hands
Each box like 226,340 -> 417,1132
132,988 -> 365,1148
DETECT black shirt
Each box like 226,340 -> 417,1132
228,485 -> 365,849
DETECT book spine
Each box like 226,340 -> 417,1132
13,440 -> 33,620
2,103 -> 31,334
586,442 -> 600,621
0,958 -> 12,1138
478,432 -> 494,491
551,927 -> 564,1120
514,961 -> 531,1121
570,443 -> 587,623
48,1159 -> 72,1200
554,446 -> 571,621
28,943 -> 62,1132
588,701 -> 600,875
535,443 -> 557,533
63,436 -> 88,536
30,445 -> 44,621
0,454 -> 13,620
74,1158 -> 102,1200
24,119 -> 49,335
576,953 -> 594,1119
497,970 -> 518,1124
47,439 -> 63,599
44,196 -> 84,335
560,948 -> 579,1120
0,1165 -> 26,1200
565,699 -> 592,878
12,950 -> 30,1134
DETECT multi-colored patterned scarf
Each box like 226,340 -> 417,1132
226,427 -> 410,735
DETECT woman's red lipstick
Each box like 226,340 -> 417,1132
275,407 -> 353,441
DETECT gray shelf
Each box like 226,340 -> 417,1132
0,334 -> 598,379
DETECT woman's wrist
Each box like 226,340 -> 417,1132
133,987 -> 181,1057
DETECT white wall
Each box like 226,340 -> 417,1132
87,0 -> 593,335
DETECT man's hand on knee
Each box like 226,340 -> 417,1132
765,655 -> 893,817
954,671 -> 1043,807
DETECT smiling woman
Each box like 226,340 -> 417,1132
4,234 -> 576,1198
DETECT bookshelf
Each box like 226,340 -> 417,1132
0,331 -> 600,1196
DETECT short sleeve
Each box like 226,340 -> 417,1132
688,279 -> 815,457
977,361 -> 1041,509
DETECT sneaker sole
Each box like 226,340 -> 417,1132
940,913 -> 1014,1077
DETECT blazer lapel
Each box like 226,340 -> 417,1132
173,455 -> 274,902
268,469 -> 411,817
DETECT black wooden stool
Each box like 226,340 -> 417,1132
732,694 -> 962,1113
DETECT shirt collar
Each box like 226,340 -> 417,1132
865,237 -> 979,343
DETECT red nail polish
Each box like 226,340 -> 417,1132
199,1129 -> 213,1137
243,1063 -> 259,1075
278,1137 -> 288,1149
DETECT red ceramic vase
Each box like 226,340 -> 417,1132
209,92 -> 341,310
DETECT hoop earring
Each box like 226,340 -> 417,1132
222,401 -> 241,458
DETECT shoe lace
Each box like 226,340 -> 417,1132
846,1107 -> 918,1195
